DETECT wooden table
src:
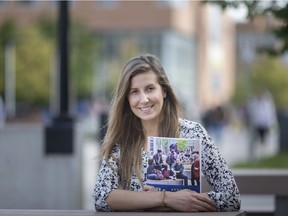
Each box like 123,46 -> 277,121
0,209 -> 246,216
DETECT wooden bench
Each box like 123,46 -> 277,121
202,169 -> 288,216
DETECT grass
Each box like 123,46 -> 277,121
232,150 -> 288,168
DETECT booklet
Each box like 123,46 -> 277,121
145,136 -> 201,193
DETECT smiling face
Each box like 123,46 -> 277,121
128,70 -> 166,127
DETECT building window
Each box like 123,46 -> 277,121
0,1 -> 7,7
16,0 -> 40,7
48,1 -> 75,9
96,0 -> 118,9
155,0 -> 187,8
138,35 -> 161,57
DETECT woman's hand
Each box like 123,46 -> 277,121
165,190 -> 217,212
143,185 -> 158,192
143,185 -> 174,211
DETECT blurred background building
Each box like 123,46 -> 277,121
0,0 -> 236,120
0,0 -> 287,213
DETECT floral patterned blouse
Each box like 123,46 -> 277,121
93,118 -> 241,211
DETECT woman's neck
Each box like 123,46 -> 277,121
142,121 -> 159,137
142,120 -> 160,151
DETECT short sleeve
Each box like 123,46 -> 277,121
93,146 -> 120,212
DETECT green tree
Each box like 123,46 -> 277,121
250,55 -> 288,110
176,140 -> 187,152
37,16 -> 100,101
70,20 -> 99,100
230,76 -> 250,107
1,15 -> 100,112
0,19 -> 19,96
36,15 -> 57,41
204,0 -> 288,55
0,19 -> 55,108
16,25 -> 54,106
231,54 -> 288,110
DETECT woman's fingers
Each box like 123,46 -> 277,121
192,192 -> 217,211
143,185 -> 157,192
166,190 -> 217,212
190,192 -> 217,211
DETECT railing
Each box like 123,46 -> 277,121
202,169 -> 288,216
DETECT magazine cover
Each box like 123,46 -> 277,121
145,136 -> 201,193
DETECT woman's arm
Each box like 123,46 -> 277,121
106,189 -> 162,211
107,188 -> 217,212
94,147 -> 168,212
93,146 -> 120,211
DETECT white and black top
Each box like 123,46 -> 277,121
93,118 -> 241,212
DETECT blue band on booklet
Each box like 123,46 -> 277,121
146,183 -> 200,193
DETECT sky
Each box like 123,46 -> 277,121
226,6 -> 248,23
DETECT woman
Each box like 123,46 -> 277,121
93,54 -> 240,212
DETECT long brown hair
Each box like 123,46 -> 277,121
101,54 -> 183,189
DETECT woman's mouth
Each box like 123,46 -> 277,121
139,105 -> 153,112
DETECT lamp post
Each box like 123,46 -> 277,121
45,1 -> 74,154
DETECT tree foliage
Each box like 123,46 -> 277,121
204,0 -> 288,55
0,19 -> 19,96
250,55 -> 288,110
204,1 -> 288,110
176,140 -> 187,152
70,20 -> 99,100
15,25 -> 54,106
0,16 -> 99,109
232,54 -> 288,110
37,16 -> 100,101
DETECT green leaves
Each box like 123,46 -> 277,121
204,0 -> 288,54
15,25 -> 54,106
0,17 -> 100,108
250,55 -> 288,110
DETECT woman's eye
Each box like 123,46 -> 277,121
130,90 -> 138,94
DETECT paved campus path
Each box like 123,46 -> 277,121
217,125 -> 279,166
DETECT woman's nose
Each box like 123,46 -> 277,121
140,92 -> 149,103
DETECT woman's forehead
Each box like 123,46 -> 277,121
129,70 -> 158,88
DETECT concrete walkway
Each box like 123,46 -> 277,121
216,125 -> 279,166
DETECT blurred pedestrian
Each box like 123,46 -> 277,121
247,89 -> 277,145
202,105 -> 226,144
0,95 -> 5,129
